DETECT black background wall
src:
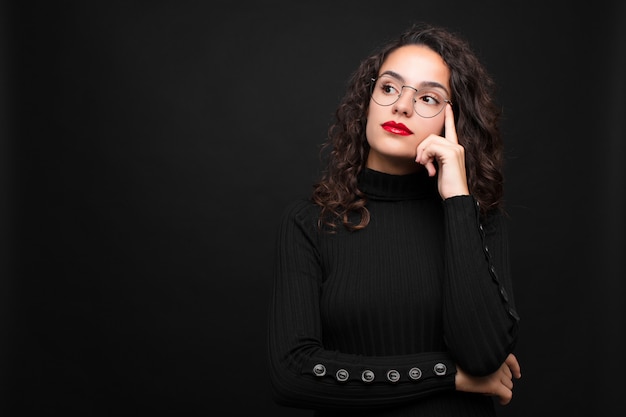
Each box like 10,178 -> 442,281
2,1 -> 625,416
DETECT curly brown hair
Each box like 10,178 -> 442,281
312,22 -> 505,231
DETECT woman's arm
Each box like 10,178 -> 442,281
441,195 -> 520,375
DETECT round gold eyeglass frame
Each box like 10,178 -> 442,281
370,77 -> 453,119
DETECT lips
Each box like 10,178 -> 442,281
381,121 -> 413,136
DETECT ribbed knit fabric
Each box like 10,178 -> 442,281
268,168 -> 519,416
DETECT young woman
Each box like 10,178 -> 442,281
268,22 -> 521,416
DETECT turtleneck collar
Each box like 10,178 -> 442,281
357,168 -> 440,201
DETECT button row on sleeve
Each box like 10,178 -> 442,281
312,363 -> 447,383
474,198 -> 520,324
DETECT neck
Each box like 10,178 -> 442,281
365,156 -> 425,176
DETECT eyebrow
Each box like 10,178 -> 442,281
379,70 -> 451,97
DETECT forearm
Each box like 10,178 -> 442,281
268,314 -> 456,410
441,195 -> 520,375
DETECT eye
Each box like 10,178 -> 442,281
380,82 -> 400,96
417,91 -> 443,106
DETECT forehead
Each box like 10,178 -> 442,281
380,45 -> 450,89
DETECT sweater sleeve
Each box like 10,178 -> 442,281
442,195 -> 520,376
267,199 -> 456,411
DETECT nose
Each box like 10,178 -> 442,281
392,86 -> 416,116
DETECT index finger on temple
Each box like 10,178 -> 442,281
444,103 -> 458,144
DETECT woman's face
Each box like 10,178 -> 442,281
365,44 -> 451,174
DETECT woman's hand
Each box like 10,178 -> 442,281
415,104 -> 469,199
455,353 -> 522,405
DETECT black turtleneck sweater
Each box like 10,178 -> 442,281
268,168 -> 520,416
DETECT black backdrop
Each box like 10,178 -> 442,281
2,1 -> 625,416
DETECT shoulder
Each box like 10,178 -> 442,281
281,197 -> 318,216
274,198 -> 325,246
279,198 -> 321,228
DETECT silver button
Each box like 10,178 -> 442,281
408,367 -> 422,380
361,370 -> 375,383
313,364 -> 326,377
499,285 -> 509,301
336,369 -> 349,382
386,369 -> 400,383
433,363 -> 447,376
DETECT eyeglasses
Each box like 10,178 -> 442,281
370,75 -> 452,118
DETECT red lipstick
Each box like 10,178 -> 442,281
381,121 -> 413,136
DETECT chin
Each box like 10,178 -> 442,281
383,148 -> 417,160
